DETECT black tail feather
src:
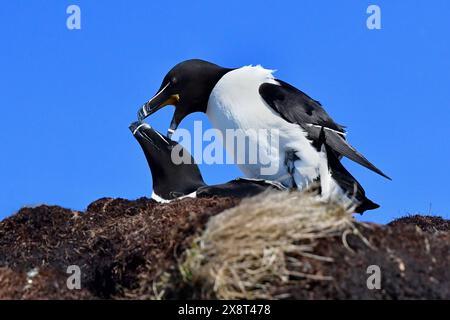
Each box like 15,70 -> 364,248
324,130 -> 392,181
318,127 -> 380,214
355,199 -> 380,214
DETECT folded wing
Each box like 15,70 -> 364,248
259,80 -> 391,180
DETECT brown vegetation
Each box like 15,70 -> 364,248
0,193 -> 448,300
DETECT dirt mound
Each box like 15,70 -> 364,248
272,222 -> 450,299
0,197 -> 239,299
177,193 -> 450,300
0,267 -> 93,300
0,195 -> 448,300
389,215 -> 450,233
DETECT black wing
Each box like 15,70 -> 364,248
259,80 -> 391,180
196,179 -> 284,199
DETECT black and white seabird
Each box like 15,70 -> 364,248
137,59 -> 390,210
129,121 -> 285,202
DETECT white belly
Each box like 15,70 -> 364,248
206,66 -> 333,191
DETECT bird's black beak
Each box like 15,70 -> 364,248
129,121 -> 148,136
129,121 -> 172,152
137,83 -> 180,121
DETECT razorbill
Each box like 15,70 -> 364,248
129,121 -> 285,202
137,59 -> 390,207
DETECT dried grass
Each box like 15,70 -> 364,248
181,190 -> 361,300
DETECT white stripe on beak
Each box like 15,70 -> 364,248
132,123 -> 149,135
154,130 -> 170,145
149,82 -> 170,103
139,82 -> 171,119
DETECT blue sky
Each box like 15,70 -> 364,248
1,0 -> 449,223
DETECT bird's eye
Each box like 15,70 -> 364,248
171,77 -> 178,84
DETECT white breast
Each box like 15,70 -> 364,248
206,65 -> 336,192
